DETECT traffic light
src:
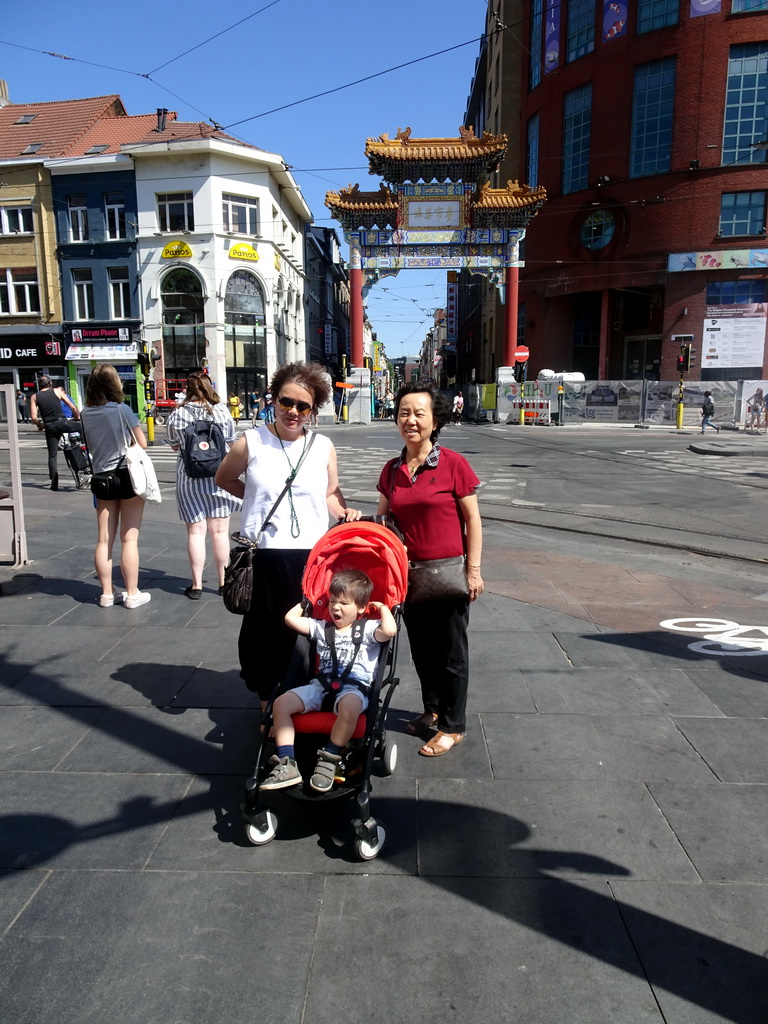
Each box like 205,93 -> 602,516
677,343 -> 692,373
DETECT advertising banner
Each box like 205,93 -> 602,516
702,305 -> 766,369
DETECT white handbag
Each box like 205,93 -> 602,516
120,405 -> 162,504
124,442 -> 162,504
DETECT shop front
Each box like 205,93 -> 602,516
64,323 -> 141,413
0,331 -> 66,400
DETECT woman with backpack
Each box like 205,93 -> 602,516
166,371 -> 241,599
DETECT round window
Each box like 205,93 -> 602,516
580,209 -> 616,250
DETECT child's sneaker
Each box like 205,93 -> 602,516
310,749 -> 342,792
260,755 -> 301,791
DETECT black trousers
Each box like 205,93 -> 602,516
403,596 -> 470,734
238,548 -> 310,700
43,418 -> 69,481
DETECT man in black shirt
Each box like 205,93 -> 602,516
30,375 -> 80,490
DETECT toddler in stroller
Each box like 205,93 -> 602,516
262,569 -> 397,792
242,519 -> 408,860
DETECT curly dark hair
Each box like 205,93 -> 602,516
394,384 -> 452,440
270,362 -> 330,410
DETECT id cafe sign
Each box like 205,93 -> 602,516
161,241 -> 193,259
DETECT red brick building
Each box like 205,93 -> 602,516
462,0 -> 768,383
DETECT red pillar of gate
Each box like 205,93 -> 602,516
503,265 -> 519,367
349,266 -> 364,368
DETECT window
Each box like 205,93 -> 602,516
630,57 -> 676,178
21,143 -> 42,155
707,279 -> 766,304
562,84 -> 592,194
0,268 -> 39,315
526,114 -> 540,186
722,43 -> 768,166
14,114 -> 36,125
0,207 -> 34,234
732,0 -> 768,10
105,192 -> 126,240
109,267 -> 131,318
72,269 -> 94,320
85,145 -> 109,154
530,0 -> 544,89
157,192 -> 194,232
566,0 -> 595,62
68,195 -> 89,242
719,191 -> 767,235
222,193 -> 259,235
637,0 -> 678,32
580,209 -> 616,249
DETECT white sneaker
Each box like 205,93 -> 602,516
98,592 -> 124,608
124,591 -> 151,609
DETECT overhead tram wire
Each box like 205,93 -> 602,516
146,0 -> 282,75
223,31 -> 498,128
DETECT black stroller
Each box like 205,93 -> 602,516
242,519 -> 408,861
59,427 -> 92,489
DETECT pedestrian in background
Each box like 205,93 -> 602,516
452,391 -> 464,424
745,388 -> 763,433
16,391 -> 30,423
166,371 -> 241,599
228,392 -> 242,421
80,365 -> 151,609
30,375 -> 80,490
701,391 -> 720,435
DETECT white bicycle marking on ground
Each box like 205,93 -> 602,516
660,617 -> 768,655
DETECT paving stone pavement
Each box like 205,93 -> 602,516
1,473 -> 767,1023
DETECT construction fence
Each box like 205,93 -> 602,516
464,379 -> 768,429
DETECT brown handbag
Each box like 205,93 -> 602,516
406,555 -> 469,604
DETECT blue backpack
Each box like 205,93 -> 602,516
181,418 -> 227,478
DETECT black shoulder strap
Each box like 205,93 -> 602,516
322,619 -> 366,685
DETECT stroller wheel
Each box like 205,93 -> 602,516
245,809 -> 278,846
353,823 -> 386,861
381,741 -> 398,776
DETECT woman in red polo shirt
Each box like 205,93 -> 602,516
377,384 -> 484,756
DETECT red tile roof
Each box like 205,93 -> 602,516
0,95 -> 127,160
0,96 -> 255,161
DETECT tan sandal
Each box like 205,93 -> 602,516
405,711 -> 438,735
418,731 -> 465,757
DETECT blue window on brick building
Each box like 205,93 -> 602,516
566,0 -> 595,62
530,0 -> 544,89
562,84 -> 591,194
719,191 -> 767,236
637,0 -> 678,33
527,113 -> 540,185
723,43 -> 768,166
630,58 -> 676,178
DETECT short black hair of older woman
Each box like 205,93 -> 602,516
270,362 -> 331,410
394,383 -> 452,440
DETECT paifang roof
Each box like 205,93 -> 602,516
473,180 -> 548,210
0,95 -> 127,160
365,128 -> 508,165
325,183 -> 398,213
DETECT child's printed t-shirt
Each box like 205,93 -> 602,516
308,619 -> 382,689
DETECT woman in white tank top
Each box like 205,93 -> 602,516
216,362 -> 361,703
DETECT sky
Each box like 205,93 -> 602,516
0,0 -> 492,358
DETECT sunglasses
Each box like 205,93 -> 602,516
277,395 -> 312,415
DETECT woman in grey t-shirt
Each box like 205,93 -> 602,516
80,365 -> 151,609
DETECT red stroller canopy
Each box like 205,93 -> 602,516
302,521 -> 408,619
